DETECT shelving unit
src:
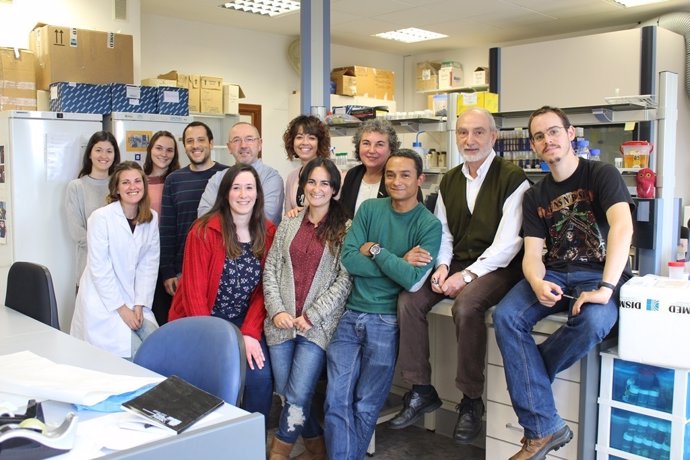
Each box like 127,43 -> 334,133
596,349 -> 688,459
417,84 -> 489,95
327,116 -> 446,137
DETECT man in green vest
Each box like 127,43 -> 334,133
390,108 -> 529,444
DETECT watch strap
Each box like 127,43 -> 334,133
598,281 -> 616,291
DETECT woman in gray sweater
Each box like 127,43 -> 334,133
264,157 -> 352,460
65,131 -> 121,290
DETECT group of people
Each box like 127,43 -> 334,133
64,104 -> 634,460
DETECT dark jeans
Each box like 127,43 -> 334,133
397,258 -> 522,399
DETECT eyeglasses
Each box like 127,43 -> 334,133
229,136 -> 259,145
531,126 -> 565,143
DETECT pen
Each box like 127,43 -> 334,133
561,293 -> 575,300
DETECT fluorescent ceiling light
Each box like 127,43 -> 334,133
374,27 -> 448,44
219,0 -> 300,17
606,0 -> 669,7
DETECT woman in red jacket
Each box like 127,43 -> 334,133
169,164 -> 276,423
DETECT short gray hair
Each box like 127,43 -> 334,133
352,118 -> 401,161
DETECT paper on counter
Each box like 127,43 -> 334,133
0,351 -> 163,406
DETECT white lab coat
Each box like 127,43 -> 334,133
70,202 -> 160,357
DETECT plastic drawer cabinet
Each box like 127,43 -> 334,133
596,349 -> 690,459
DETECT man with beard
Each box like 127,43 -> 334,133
197,122 -> 284,225
159,122 -> 228,312
390,108 -> 529,444
493,106 -> 633,460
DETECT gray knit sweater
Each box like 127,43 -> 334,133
263,210 -> 352,350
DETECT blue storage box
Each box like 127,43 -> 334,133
612,358 -> 675,414
609,407 -> 672,459
49,82 -> 111,114
109,84 -> 157,114
155,86 -> 189,116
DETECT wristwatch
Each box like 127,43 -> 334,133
461,270 -> 475,284
369,243 -> 382,259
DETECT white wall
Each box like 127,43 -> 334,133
0,0 -> 142,80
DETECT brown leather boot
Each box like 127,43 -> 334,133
268,436 -> 294,460
295,435 -> 326,460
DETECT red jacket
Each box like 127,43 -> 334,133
168,213 -> 276,340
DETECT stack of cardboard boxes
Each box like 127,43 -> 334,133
0,23 -> 244,116
330,65 -> 395,100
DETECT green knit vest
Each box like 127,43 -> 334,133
439,156 -> 526,264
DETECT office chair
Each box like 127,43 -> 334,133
133,316 -> 246,406
4,261 -> 60,330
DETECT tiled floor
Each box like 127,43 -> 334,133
267,395 -> 486,459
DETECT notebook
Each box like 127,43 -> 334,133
120,375 -> 224,434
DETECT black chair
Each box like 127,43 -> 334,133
4,261 -> 60,330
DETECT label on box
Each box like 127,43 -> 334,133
422,69 -> 432,81
107,32 -> 115,49
126,85 -> 140,99
70,28 -> 78,47
462,93 -> 478,105
163,90 -> 180,103
128,98 -> 140,106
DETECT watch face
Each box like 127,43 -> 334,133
462,272 -> 472,283
370,244 -> 381,256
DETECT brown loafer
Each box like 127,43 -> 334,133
509,425 -> 573,460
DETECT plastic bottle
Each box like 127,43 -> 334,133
412,132 -> 428,169
576,140 -> 590,160
590,148 -> 601,161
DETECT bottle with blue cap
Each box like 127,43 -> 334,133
412,131 -> 428,170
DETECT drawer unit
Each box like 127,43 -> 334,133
486,312 -> 600,460
596,350 -> 690,459
487,363 -> 581,423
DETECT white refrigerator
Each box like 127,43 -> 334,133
0,111 -> 103,330
104,112 -> 193,167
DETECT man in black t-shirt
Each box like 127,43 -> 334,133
493,106 -> 634,460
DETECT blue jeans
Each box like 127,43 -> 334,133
492,270 -> 618,439
270,335 -> 325,443
324,310 -> 399,460
130,319 -> 158,359
240,336 -> 274,426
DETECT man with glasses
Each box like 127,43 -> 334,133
390,108 -> 529,444
493,106 -> 634,460
159,121 -> 228,314
198,122 -> 284,224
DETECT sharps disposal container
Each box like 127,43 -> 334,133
618,275 -> 690,369
620,140 -> 653,169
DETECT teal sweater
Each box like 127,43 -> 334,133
341,198 -> 441,315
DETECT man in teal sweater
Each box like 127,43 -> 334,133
324,149 -> 442,460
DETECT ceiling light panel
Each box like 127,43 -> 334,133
374,27 -> 448,43
219,0 -> 300,17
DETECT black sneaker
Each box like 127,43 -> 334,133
388,388 -> 442,430
453,396 -> 484,444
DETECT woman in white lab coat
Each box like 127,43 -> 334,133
70,161 -> 160,358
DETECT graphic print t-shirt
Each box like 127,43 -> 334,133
522,159 -> 633,276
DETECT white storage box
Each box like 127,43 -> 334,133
618,275 -> 690,369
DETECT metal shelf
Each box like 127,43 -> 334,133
417,85 -> 489,95
494,102 -> 658,129
328,116 -> 447,137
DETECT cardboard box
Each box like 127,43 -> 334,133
49,82 -> 111,114
200,76 -> 223,114
30,23 -> 133,90
473,66 -> 489,86
330,66 -> 395,100
0,48 -> 37,111
222,83 -> 245,115
416,61 -> 441,92
157,71 -> 201,113
110,84 -> 157,114
141,78 -> 177,87
36,90 -> 49,111
156,86 -> 189,116
618,275 -> 690,369
438,61 -> 463,90
457,91 -> 499,113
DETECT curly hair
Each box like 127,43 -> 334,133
283,115 -> 331,160
352,118 -> 400,161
